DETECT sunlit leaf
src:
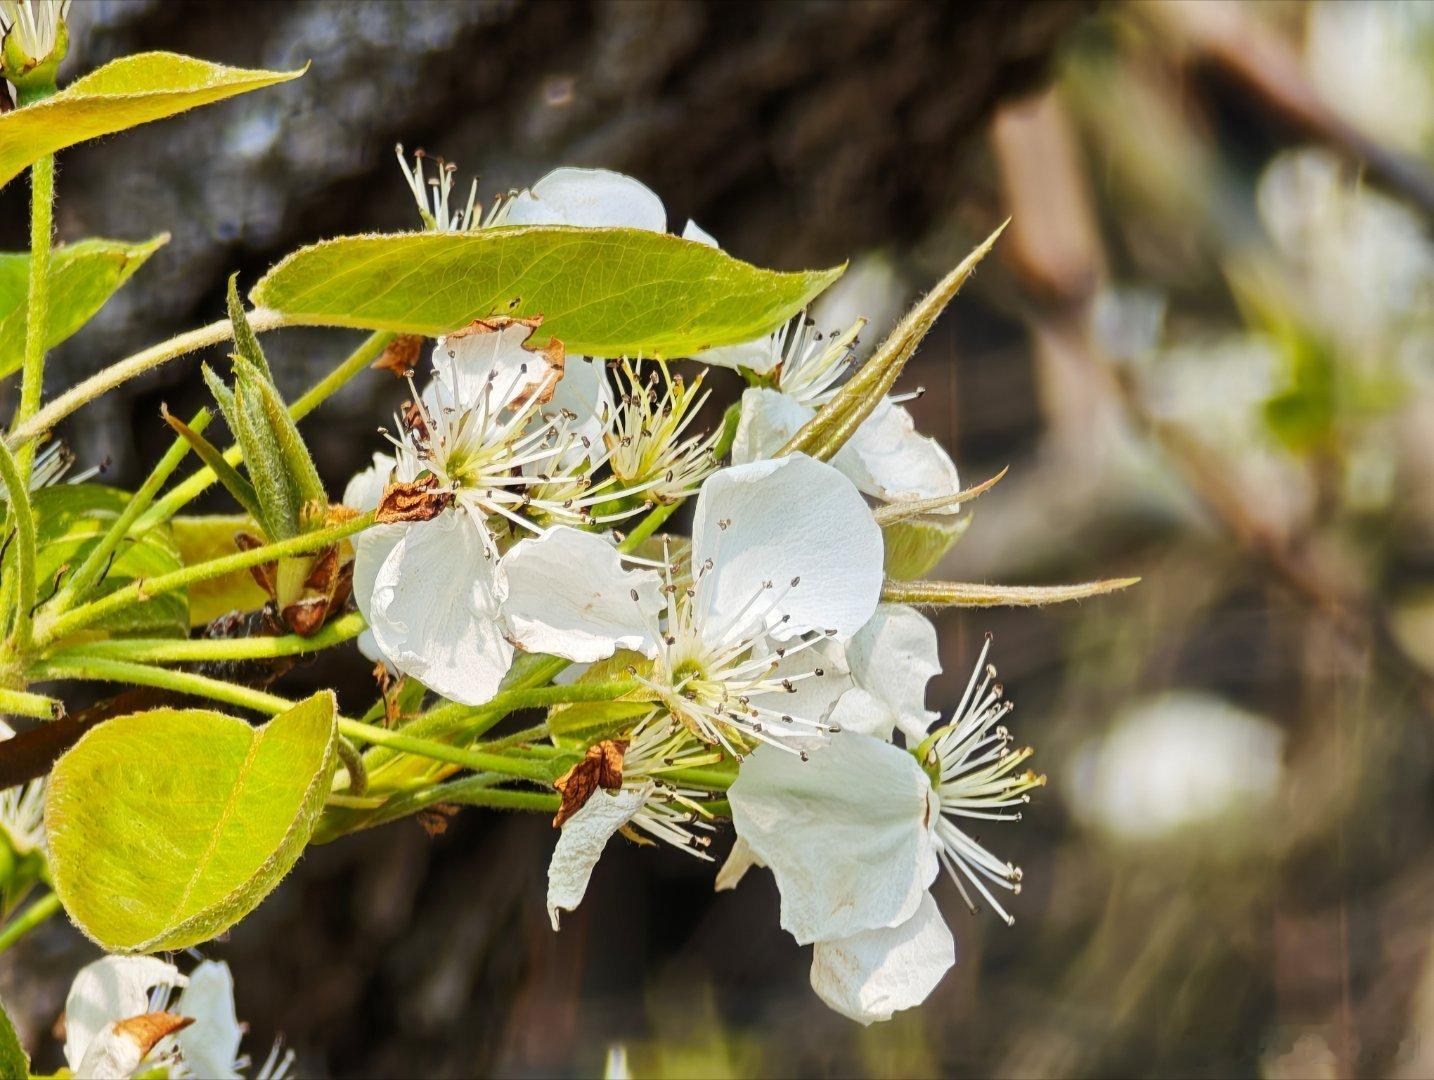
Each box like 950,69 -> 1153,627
0,995 -> 26,1080
0,235 -> 167,376
250,229 -> 843,358
170,514 -> 270,626
45,692 -> 337,953
33,485 -> 187,638
882,515 -> 970,581
0,52 -> 306,189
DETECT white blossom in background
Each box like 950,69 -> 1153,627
62,955 -> 292,1079
348,318 -> 664,706
1067,690 -> 1285,843
726,636 -> 1043,1023
0,720 -> 44,855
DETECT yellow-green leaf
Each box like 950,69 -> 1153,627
882,514 -> 971,580
171,514 -> 271,627
250,229 -> 843,358
0,995 -> 27,1080
0,235 -> 168,376
0,52 -> 306,189
45,692 -> 337,953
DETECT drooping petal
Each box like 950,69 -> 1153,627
691,455 -> 884,645
730,387 -> 815,463
76,1017 -> 186,1080
714,836 -> 765,892
500,527 -> 663,662
842,400 -> 962,511
173,961 -> 242,1080
368,510 -> 513,706
424,318 -> 559,417
728,731 -> 940,944
65,956 -> 184,1072
810,892 -> 955,1024
502,167 -> 666,232
845,604 -> 942,743
681,219 -> 719,248
342,451 -> 395,511
547,784 -> 652,930
352,522 -> 411,624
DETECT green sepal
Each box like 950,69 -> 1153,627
226,273 -> 272,381
882,513 -> 971,580
162,404 -> 267,531
548,650 -> 657,751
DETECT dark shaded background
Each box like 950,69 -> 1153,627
5,1 -> 1434,1077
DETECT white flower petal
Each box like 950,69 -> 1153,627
728,731 -> 940,944
502,167 -> 666,231
174,961 -> 242,1080
342,452 -> 395,511
65,956 -> 184,1071
767,638 -> 853,729
528,355 -> 614,468
810,892 -> 955,1024
424,318 -> 558,416
681,219 -> 719,247
353,522 -> 407,625
843,400 -> 961,511
500,527 -> 663,662
76,1022 -> 155,1080
368,510 -> 513,706
547,783 -> 652,930
691,455 -> 883,644
730,387 -> 815,463
714,836 -> 765,892
828,686 -> 899,741
846,604 -> 941,743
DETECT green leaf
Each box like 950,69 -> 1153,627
0,995 -> 27,1080
250,229 -> 843,358
0,52 -> 306,189
44,692 -> 337,953
170,514 -> 271,627
0,235 -> 167,376
33,484 -> 188,638
162,406 -> 265,529
548,650 -> 655,751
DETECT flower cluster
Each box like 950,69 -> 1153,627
340,160 -> 1041,1023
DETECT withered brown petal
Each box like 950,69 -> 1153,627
371,333 -> 425,377
281,597 -> 329,637
552,739 -> 629,827
374,476 -> 454,524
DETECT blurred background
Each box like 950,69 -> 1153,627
3,0 -> 1434,1076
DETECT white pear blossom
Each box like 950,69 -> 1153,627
726,635 -> 1043,1023
0,0 -> 69,75
0,720 -> 44,855
607,358 -> 722,504
546,720 -> 717,929
350,319 -> 664,706
63,956 -> 292,1079
628,453 -> 884,756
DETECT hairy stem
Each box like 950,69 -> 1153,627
5,314 -> 285,452
59,611 -> 365,663
0,685 -> 61,719
0,440 -> 39,655
45,410 -> 213,618
338,717 -> 560,783
0,890 -> 60,955
14,154 -> 55,482
35,511 -> 374,646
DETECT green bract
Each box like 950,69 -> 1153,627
547,651 -> 656,751
882,515 -> 971,580
0,52 -> 306,189
32,485 -> 188,639
44,692 -> 338,953
0,235 -> 167,376
250,229 -> 843,357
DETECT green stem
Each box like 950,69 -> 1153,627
0,685 -> 60,719
6,316 -> 285,453
14,153 -> 55,483
338,717 -> 557,783
27,654 -> 563,784
35,511 -> 374,646
0,890 -> 60,955
55,611 -> 365,663
619,500 -> 680,553
661,765 -> 735,791
45,410 -> 213,618
445,787 -> 559,813
0,440 -> 39,653
137,330 -> 393,529
397,679 -> 639,746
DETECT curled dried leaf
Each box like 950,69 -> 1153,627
553,739 -> 628,827
375,474 -> 454,524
